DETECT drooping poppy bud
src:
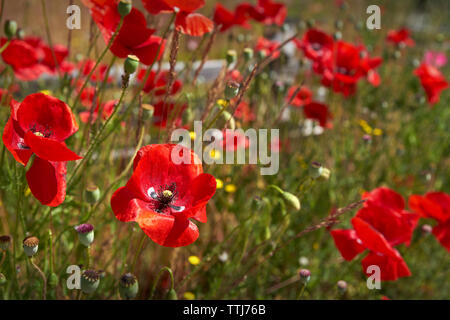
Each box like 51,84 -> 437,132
4,20 -> 17,39
81,270 -> 100,294
119,273 -> 139,300
281,191 -> 301,211
167,288 -> 178,300
224,81 -> 240,100
74,224 -> 95,247
23,236 -> 39,257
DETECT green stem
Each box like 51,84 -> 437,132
296,283 -> 307,300
131,233 -> 147,273
149,266 -> 174,299
0,40 -> 10,55
40,0 -> 61,78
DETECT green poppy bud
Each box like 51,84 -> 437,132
4,20 -> 17,39
306,19 -> 315,29
257,50 -> 267,60
48,273 -> 58,288
299,269 -> 311,284
333,31 -> 342,41
75,224 -> 94,247
84,185 -> 100,204
0,235 -> 11,251
0,273 -> 6,286
81,270 -> 100,294
167,288 -> 178,300
124,55 -> 139,74
243,48 -> 253,61
226,50 -> 237,65
119,273 -> 139,300
118,0 -> 132,17
224,81 -> 240,100
23,236 -> 39,257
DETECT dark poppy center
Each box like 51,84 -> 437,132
30,124 -> 52,138
148,183 -> 184,214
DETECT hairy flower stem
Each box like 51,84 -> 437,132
30,257 -> 47,300
192,27 -> 218,85
67,81 -> 128,190
149,266 -> 174,299
0,40 -> 10,54
72,16 -> 124,112
0,251 -> 5,269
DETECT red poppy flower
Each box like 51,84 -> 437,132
227,69 -> 243,83
2,93 -> 81,206
136,69 -> 182,96
409,192 -> 450,252
218,129 -> 250,152
414,63 -> 448,105
359,48 -> 383,87
80,100 -> 117,124
286,85 -> 312,107
84,1 -> 165,65
303,102 -> 333,128
331,187 -> 419,281
233,100 -> 255,122
386,28 -> 415,47
255,37 -> 280,59
111,144 -> 216,247
142,0 -> 213,37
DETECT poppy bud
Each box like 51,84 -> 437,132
48,272 -> 58,288
221,110 -> 236,130
81,270 -> 100,294
4,20 -> 17,39
225,81 -> 240,100
281,191 -> 301,211
299,269 -> 311,284
119,273 -> 139,300
118,0 -> 132,17
393,50 -> 401,60
124,55 -> 139,74
337,280 -> 347,294
335,20 -> 344,30
0,273 -> 6,286
0,235 -> 11,251
84,185 -> 100,204
16,28 -> 25,40
257,50 -> 266,60
226,50 -> 237,65
74,224 -> 94,247
306,19 -> 315,28
243,48 -> 253,61
23,236 -> 39,257
167,288 -> 178,300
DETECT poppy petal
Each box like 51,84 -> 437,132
361,251 -> 411,281
2,117 -> 33,166
432,221 -> 450,253
175,13 -> 214,37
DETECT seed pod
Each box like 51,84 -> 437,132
84,185 -> 100,204
119,273 -> 139,300
23,236 -> 39,257
16,28 -> 25,40
0,235 -> 11,251
337,280 -> 347,294
4,20 -> 17,39
124,55 -> 139,74
118,0 -> 132,17
224,81 -> 240,100
74,224 -> 95,247
81,270 -> 100,294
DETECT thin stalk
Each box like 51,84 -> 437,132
131,233 -> 147,273
30,257 -> 47,300
149,266 -> 174,299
